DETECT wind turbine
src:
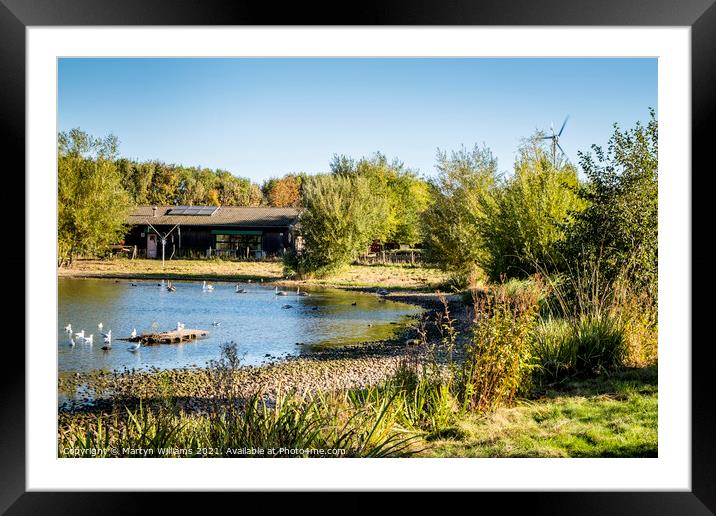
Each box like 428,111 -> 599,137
541,115 -> 569,167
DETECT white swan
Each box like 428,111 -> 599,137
64,323 -> 72,334
176,321 -> 185,331
128,341 -> 140,352
212,321 -> 221,326
74,330 -> 85,340
297,286 -> 309,297
84,334 -> 93,345
130,328 -> 137,339
98,322 -> 103,331
275,286 -> 287,296
101,329 -> 112,340
202,281 -> 214,291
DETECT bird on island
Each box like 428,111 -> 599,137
98,322 -> 103,331
64,323 -> 72,334
176,321 -> 185,331
74,329 -> 85,340
84,334 -> 94,345
202,281 -> 214,291
130,328 -> 137,339
128,341 -> 140,352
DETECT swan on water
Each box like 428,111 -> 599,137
64,323 -> 72,334
297,286 -> 309,297
98,322 -> 103,331
101,329 -> 112,340
84,334 -> 94,345
275,286 -> 287,296
212,321 -> 221,326
202,281 -> 214,291
74,330 -> 85,340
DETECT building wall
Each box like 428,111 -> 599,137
124,224 -> 293,257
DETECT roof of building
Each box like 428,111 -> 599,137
128,206 -> 301,227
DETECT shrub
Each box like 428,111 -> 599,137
458,283 -> 540,413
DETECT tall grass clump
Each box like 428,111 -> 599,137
458,281 -> 541,413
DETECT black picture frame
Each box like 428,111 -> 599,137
3,1 -> 713,513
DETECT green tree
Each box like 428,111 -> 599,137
566,109 -> 658,299
482,135 -> 585,280
330,152 -> 429,245
421,145 -> 499,285
286,174 -> 385,277
58,128 -> 132,266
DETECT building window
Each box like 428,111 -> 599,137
215,234 -> 262,254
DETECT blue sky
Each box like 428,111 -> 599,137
58,58 -> 657,183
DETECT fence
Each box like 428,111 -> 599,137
354,251 -> 424,266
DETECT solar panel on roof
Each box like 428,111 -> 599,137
166,206 -> 219,216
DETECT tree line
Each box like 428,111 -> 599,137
58,109 -> 657,305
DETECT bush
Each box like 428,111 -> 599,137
458,284 -> 540,413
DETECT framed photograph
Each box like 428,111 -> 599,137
4,0 -> 713,512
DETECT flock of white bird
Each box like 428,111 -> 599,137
63,323 -> 139,352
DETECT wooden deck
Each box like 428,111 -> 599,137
121,328 -> 209,345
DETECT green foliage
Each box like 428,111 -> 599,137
482,136 -> 586,280
286,174 -> 386,277
531,314 -> 627,382
421,145 -> 499,286
458,283 -> 541,413
58,128 -> 132,265
330,152 -> 430,246
566,109 -> 658,300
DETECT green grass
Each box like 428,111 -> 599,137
418,366 -> 657,457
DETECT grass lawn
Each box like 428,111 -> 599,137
419,366 -> 657,458
58,258 -> 449,290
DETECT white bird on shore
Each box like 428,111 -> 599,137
130,328 -> 137,339
176,321 -> 184,331
74,330 -> 85,340
64,323 -> 72,334
84,334 -> 93,345
128,341 -> 140,352
98,322 -> 103,331
202,281 -> 214,291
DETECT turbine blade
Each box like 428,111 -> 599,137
556,141 -> 568,159
558,115 -> 569,136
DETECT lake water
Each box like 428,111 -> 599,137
58,278 -> 422,373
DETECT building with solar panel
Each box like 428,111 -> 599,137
124,205 -> 302,259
